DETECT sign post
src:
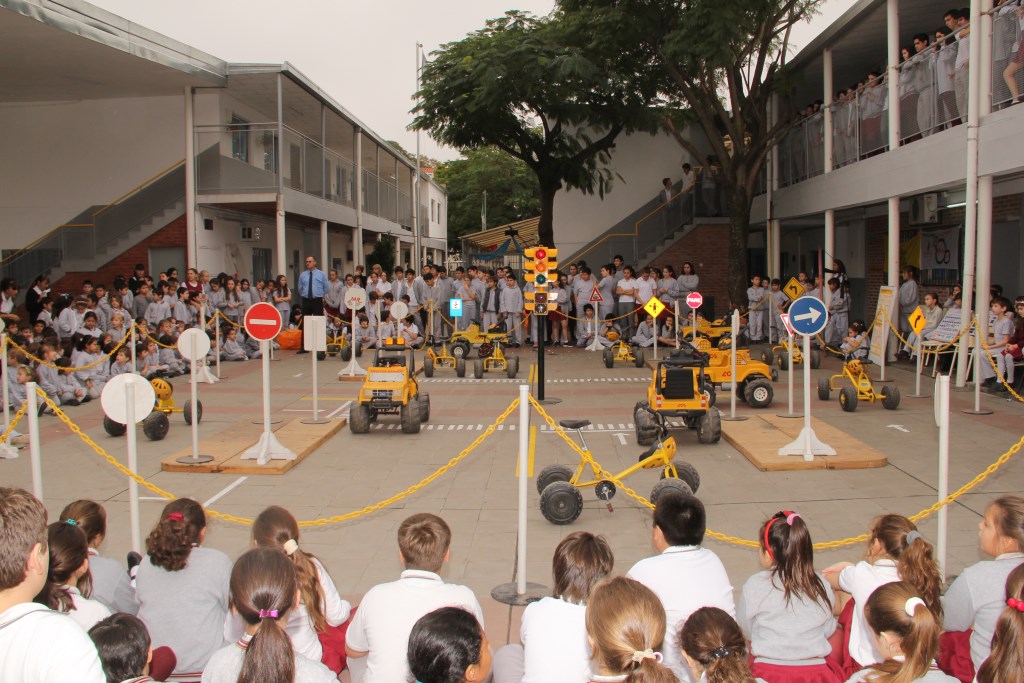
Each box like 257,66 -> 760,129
674,300 -> 681,349
449,298 -> 463,333
722,309 -> 747,422
686,292 -> 703,344
906,306 -> 930,399
302,316 -> 329,425
868,285 -> 897,381
643,297 -> 666,361
585,288 -> 603,351
242,303 -> 296,465
341,286 -> 368,378
778,296 -> 835,460
935,374 -> 950,578
776,314 -> 802,418
175,328 -> 214,465
196,308 -> 219,383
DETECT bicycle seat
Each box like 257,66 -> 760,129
559,419 -> 591,430
638,442 -> 659,460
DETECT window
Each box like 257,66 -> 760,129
230,115 -> 249,163
431,199 -> 437,223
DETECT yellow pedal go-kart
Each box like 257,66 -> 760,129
448,323 -> 513,359
603,332 -> 646,369
761,338 -> 821,370
817,359 -> 900,412
102,377 -> 200,441
692,338 -> 777,408
535,414 -> 700,525
634,345 -> 721,445
472,337 -> 519,379
423,336 -> 466,378
680,314 -> 732,342
350,338 -> 430,434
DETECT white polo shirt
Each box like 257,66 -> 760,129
627,546 -> 735,683
346,569 -> 484,683
636,277 -> 657,305
0,602 -> 105,682
838,559 -> 900,667
66,585 -> 112,631
521,596 -> 591,683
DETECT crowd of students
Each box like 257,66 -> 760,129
1,485 -> 1022,683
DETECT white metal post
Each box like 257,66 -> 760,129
516,384 -> 529,595
674,301 -> 681,349
730,310 -> 739,418
214,320 -> 222,379
937,375 -> 950,579
125,381 -> 141,553
1,333 -> 9,427
130,325 -> 137,373
787,329 -> 796,414
26,383 -> 42,501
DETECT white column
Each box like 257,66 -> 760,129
975,175 -> 994,346
887,197 -> 899,288
823,48 -> 834,173
886,0 -> 901,149
276,195 -> 287,277
979,0 -> 995,118
825,210 -> 835,272
184,87 -> 197,269
320,219 -> 329,267
354,130 -> 364,269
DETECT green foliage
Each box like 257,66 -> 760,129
368,235 -> 395,276
434,147 -> 540,243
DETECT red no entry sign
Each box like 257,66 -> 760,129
686,292 -> 704,309
244,302 -> 283,341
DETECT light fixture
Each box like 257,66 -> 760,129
945,202 -> 967,208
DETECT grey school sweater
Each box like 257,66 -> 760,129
200,635 -> 335,683
89,552 -> 140,615
737,570 -> 837,662
136,547 -> 232,675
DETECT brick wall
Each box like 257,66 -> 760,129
646,222 -> 732,318
51,214 -> 185,294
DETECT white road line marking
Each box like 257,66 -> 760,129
139,497 -> 168,502
326,401 -> 352,419
203,477 -> 248,507
293,373 -> 304,378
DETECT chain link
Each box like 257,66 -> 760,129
9,328 -> 134,371
0,401 -> 28,445
978,331 -> 1024,403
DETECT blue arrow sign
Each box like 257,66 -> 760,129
787,296 -> 829,336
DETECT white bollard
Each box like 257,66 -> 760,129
124,381 -> 142,553
130,325 -> 138,374
26,384 -> 42,501
936,374 -> 950,579
516,384 -> 529,595
214,319 -> 222,379
730,310 -> 738,417
674,301 -> 681,349
788,331 -> 796,414
964,327 -> 993,415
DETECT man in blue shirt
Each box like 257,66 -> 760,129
297,255 -> 328,353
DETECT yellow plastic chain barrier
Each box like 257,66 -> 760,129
528,394 -> 1024,551
0,401 -> 28,445
9,329 -> 134,371
881,309 -> 973,355
979,334 -> 1024,403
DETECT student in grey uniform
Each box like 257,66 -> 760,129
824,278 -> 850,347
480,275 -> 501,334
61,500 -> 140,615
597,265 -> 618,320
974,563 -> 1024,683
631,314 -> 657,348
220,328 -> 248,361
575,305 -> 598,347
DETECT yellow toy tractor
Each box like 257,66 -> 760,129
680,315 -> 732,343
692,339 -> 777,409
472,337 -> 519,378
535,415 -> 700,524
448,323 -> 513,359
350,339 -> 430,433
762,339 -> 821,370
423,336 -> 466,378
603,335 -> 646,369
817,359 -> 900,412
102,378 -> 201,441
634,345 -> 721,445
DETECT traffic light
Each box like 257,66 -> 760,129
524,246 -> 558,288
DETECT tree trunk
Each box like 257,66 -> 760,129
537,181 -> 559,248
725,185 -> 753,314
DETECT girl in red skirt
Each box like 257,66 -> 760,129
975,563 -> 1024,683
737,511 -> 842,683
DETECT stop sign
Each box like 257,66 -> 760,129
685,292 -> 703,309
244,302 -> 283,342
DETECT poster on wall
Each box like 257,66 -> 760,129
868,285 -> 897,366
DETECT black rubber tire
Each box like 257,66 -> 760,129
603,347 -> 614,368
182,400 -> 203,425
662,460 -> 701,494
536,463 -> 574,494
104,416 -> 127,437
451,340 -> 470,359
635,348 -> 645,368
840,386 -> 858,412
650,477 -> 693,506
340,346 -> 352,362
778,351 -> 790,369
507,356 -> 519,379
419,393 -> 431,422
818,377 -> 831,401
881,384 -> 901,410
142,412 -> 169,441
744,379 -> 774,409
539,482 -> 583,525
400,400 -> 421,434
636,408 -> 658,446
423,356 -> 434,377
316,351 -> 327,361
761,349 -> 774,366
810,349 -> 822,369
703,383 -> 717,408
473,359 -> 483,379
456,357 -> 466,378
697,408 -> 722,444
355,345 -> 362,358
349,403 -> 370,433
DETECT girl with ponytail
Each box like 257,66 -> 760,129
737,511 -> 841,682
847,582 -> 957,683
34,520 -> 112,630
201,547 -> 335,683
60,499 -> 140,614
136,499 -> 232,681
227,506 -> 351,672
975,563 -> 1024,683
585,576 -> 677,683
679,607 -> 759,683
824,515 -> 942,675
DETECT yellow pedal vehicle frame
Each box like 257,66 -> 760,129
691,339 -> 777,408
350,338 -> 431,433
472,337 -> 519,378
448,323 -> 513,358
535,414 -> 700,525
817,359 -> 900,412
603,338 -> 646,369
423,336 -> 466,378
102,377 -> 199,441
761,338 -> 821,370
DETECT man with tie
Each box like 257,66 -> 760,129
297,256 -> 329,354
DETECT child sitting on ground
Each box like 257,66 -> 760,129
0,486 -> 105,681
10,364 -> 33,410
575,304 -> 598,348
408,607 -> 492,683
680,607 -> 760,683
351,314 -> 377,356
88,613 -> 160,683
60,500 -> 139,615
492,531 -> 614,683
219,327 -> 248,361
974,563 -> 1024,683
346,513 -> 484,683
632,313 -> 657,348
399,315 -> 422,348
157,335 -> 185,377
598,313 -> 621,348
34,342 -> 63,408
108,347 -> 133,377
72,335 -> 109,399
55,356 -> 89,406
33,520 -> 112,630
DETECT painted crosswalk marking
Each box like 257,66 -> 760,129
421,376 -> 648,384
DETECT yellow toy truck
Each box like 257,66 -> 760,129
350,339 -> 430,433
634,345 -> 721,445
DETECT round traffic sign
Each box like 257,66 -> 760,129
344,286 -> 368,311
390,301 -> 409,320
787,296 -> 830,336
177,328 -> 211,362
685,292 -> 703,309
244,302 -> 284,342
101,374 -> 156,425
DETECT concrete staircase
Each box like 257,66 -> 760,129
637,218 -> 700,267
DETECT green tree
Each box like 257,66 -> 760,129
434,147 -> 541,243
560,0 -> 819,308
413,10 -> 660,248
368,235 -> 395,275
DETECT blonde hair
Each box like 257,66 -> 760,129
863,582 -> 942,683
585,577 -> 675,683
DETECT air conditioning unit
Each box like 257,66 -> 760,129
910,193 -> 938,225
240,226 -> 261,241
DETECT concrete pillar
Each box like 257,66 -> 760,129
825,209 -> 836,274
354,129 -> 364,269
887,197 -> 899,288
184,87 -> 197,270
975,175 -> 993,345
886,0 -> 901,149
320,219 -> 329,268
824,48 -> 834,173
276,195 -> 287,277
979,0 -> 994,118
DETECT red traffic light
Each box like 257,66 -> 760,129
535,248 -> 546,260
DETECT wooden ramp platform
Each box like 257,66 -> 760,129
161,418 -> 345,475
721,414 -> 888,471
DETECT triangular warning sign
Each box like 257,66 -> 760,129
589,288 -> 604,303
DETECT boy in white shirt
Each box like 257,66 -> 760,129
0,487 -> 105,682
346,513 -> 483,683
627,491 -> 735,683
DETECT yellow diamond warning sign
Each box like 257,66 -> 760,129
643,297 -> 666,319
908,306 -> 927,336
783,277 -> 804,301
